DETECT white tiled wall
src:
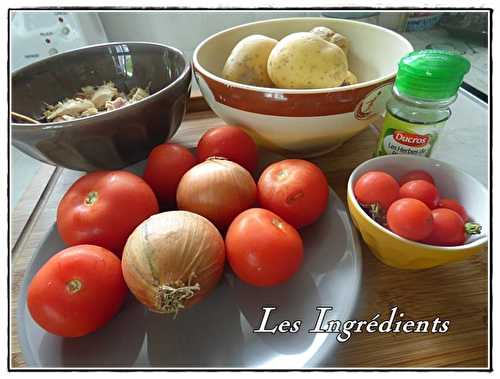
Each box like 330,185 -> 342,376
99,11 -> 319,63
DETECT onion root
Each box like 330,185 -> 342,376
154,277 -> 201,316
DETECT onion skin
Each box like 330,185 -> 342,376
176,158 -> 257,229
121,211 -> 225,315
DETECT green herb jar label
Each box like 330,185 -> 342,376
376,112 -> 444,157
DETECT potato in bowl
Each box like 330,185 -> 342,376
222,26 -> 354,89
222,34 -> 278,87
267,32 -> 348,89
193,17 -> 413,157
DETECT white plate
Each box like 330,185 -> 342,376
17,150 -> 362,368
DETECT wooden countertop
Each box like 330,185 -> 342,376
10,99 -> 489,369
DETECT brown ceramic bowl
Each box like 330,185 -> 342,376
12,42 -> 191,171
193,18 -> 413,157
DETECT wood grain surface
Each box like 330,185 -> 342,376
10,104 -> 489,369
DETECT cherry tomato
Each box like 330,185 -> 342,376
225,208 -> 303,287
438,198 -> 469,222
143,143 -> 197,209
257,159 -> 329,229
27,245 -> 128,337
423,208 -> 466,246
354,171 -> 399,210
197,126 -> 258,173
57,171 -> 159,256
399,170 -> 435,186
387,198 -> 433,241
399,180 -> 440,209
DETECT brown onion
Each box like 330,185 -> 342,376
176,157 -> 257,229
122,211 -> 225,315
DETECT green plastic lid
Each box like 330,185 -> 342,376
394,50 -> 471,100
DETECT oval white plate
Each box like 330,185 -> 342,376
17,150 -> 362,368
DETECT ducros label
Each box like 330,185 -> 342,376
381,129 -> 433,156
393,131 -> 431,148
376,112 -> 444,157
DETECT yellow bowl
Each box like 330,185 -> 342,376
347,155 -> 488,269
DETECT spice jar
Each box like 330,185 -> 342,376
375,50 -> 471,157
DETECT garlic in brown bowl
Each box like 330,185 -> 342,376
43,81 -> 151,122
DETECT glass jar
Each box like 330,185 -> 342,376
376,50 -> 470,157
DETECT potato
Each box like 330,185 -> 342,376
309,26 -> 335,42
342,71 -> 358,86
267,32 -> 348,89
310,26 -> 349,57
222,34 -> 278,87
330,33 -> 349,57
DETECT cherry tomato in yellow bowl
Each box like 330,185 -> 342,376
347,155 -> 488,269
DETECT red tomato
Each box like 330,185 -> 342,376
57,171 -> 159,256
438,198 -> 469,222
387,198 -> 433,241
257,159 -> 329,229
197,126 -> 258,173
423,208 -> 466,246
143,143 -> 197,209
399,170 -> 435,186
27,245 -> 127,337
354,171 -> 400,210
399,180 -> 440,209
225,208 -> 303,287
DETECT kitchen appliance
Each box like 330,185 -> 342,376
10,11 -> 108,207
10,11 -> 108,71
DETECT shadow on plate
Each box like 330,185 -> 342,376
229,269 -> 321,355
38,295 -> 146,367
146,284 -> 244,367
300,192 -> 348,274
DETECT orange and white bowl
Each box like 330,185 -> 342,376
193,17 -> 413,157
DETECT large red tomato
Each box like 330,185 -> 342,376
257,159 -> 329,229
225,208 -> 303,287
143,143 -> 197,209
27,245 -> 128,337
197,126 -> 258,173
57,171 -> 159,256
